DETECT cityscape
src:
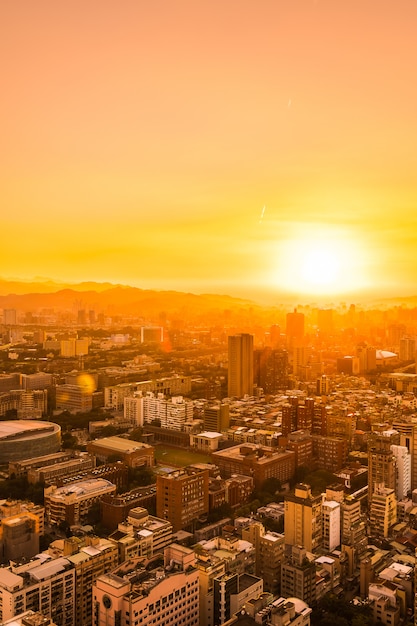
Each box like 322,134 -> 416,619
2,1 -> 417,626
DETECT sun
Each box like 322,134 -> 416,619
273,225 -> 369,296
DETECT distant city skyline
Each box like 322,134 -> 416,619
2,1 -> 417,301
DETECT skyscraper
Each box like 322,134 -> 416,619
285,308 -> 304,348
227,333 -> 254,398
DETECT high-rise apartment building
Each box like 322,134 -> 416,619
284,484 -> 322,552
392,421 -> 417,490
242,521 -> 284,596
368,431 -> 399,502
281,545 -> 316,607
321,500 -> 341,552
390,444 -> 411,500
0,557 -> 75,625
227,334 -> 254,398
369,485 -> 397,538
341,495 -> 367,576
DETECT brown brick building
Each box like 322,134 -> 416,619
211,444 -> 295,488
156,466 -> 209,532
87,436 -> 154,468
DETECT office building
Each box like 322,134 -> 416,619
203,402 -> 230,432
228,334 -> 254,398
253,348 -> 288,393
55,384 -> 93,413
285,309 -> 304,348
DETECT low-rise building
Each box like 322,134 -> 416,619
44,478 -> 116,526
87,436 -> 154,468
92,544 -> 199,626
212,444 -> 295,488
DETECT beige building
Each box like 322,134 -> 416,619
284,484 -> 322,552
369,485 -> 397,538
92,544 -> 199,626
0,557 -> 75,626
57,536 -> 118,626
108,507 -> 173,563
44,478 -> 116,526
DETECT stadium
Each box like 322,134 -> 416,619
0,420 -> 61,463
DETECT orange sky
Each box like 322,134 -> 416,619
1,0 -> 417,303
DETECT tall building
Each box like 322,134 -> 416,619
341,495 -> 367,576
156,466 -> 209,532
281,545 -> 316,607
242,522 -> 284,596
391,444 -> 411,500
369,485 -> 397,538
0,557 -> 75,625
392,421 -> 417,490
285,309 -> 305,348
321,500 -> 341,552
203,402 -> 230,432
253,348 -> 288,393
3,309 -> 17,326
284,484 -> 322,552
368,431 -> 399,502
228,334 -> 254,398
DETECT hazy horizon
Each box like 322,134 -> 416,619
2,1 -> 417,302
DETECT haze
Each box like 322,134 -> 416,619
1,0 -> 417,303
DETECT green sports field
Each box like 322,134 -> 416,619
154,445 -> 212,467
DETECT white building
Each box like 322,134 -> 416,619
391,444 -> 411,499
125,392 -> 193,431
0,557 -> 75,625
322,500 -> 341,552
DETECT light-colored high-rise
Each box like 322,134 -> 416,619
228,333 -> 254,398
284,483 -> 322,552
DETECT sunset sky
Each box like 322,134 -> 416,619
2,0 -> 417,303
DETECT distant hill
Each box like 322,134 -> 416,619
0,277 -> 119,296
0,279 -> 263,321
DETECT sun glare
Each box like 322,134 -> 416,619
273,225 -> 369,296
